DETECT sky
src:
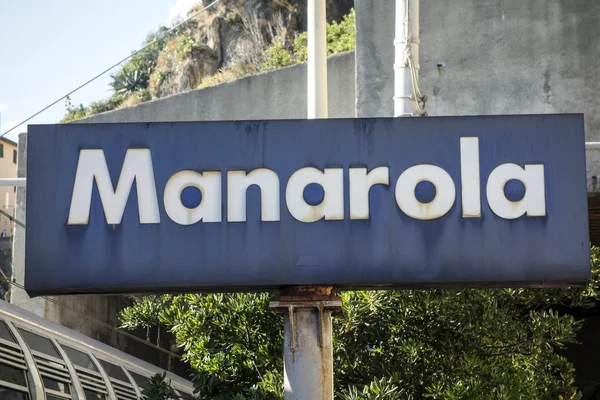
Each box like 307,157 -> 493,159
0,0 -> 203,142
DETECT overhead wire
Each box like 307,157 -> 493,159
0,0 -> 226,360
0,0 -> 222,139
0,208 -> 25,229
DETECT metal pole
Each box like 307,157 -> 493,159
307,0 -> 328,119
270,286 -> 342,400
277,2 -> 334,398
394,0 -> 420,117
0,178 -> 26,187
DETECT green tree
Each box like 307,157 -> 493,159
121,248 -> 600,399
340,377 -> 403,400
140,373 -> 176,400
110,27 -> 168,95
61,93 -> 127,123
61,28 -> 168,123
61,96 -> 90,123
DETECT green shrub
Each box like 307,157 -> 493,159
139,373 -> 174,400
340,377 -> 404,400
120,246 -> 600,399
61,103 -> 90,123
327,7 -> 355,54
262,8 -> 355,71
109,27 -> 167,97
261,44 -> 294,71
177,33 -> 207,60
64,8 -> 357,119
60,93 -> 126,123
225,10 -> 242,25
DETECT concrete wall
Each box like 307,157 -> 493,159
43,294 -> 188,376
356,0 -> 599,127
80,51 -> 355,123
355,0 -> 600,192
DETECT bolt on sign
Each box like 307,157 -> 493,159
25,115 -> 589,295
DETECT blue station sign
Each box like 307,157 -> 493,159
25,115 -> 589,295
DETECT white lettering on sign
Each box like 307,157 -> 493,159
164,170 -> 221,225
349,167 -> 389,220
395,165 -> 456,220
66,138 -> 547,225
228,169 -> 280,222
486,164 -> 546,219
68,149 -> 160,225
286,167 -> 344,223
460,137 -> 481,218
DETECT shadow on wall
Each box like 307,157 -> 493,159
44,294 -> 190,377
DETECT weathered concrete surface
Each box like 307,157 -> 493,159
420,0 -> 599,143
355,0 -> 394,117
43,293 -> 188,376
80,52 -> 355,123
356,0 -> 600,193
357,0 -> 600,135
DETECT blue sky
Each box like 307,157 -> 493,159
0,0 -> 202,141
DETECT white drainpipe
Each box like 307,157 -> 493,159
394,0 -> 420,117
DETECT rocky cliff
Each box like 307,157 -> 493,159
63,0 -> 355,121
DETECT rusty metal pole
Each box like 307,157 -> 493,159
270,286 -> 342,400
273,1 -> 339,398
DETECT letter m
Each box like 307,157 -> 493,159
67,149 -> 160,225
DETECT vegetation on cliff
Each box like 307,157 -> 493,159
62,1 -> 355,122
